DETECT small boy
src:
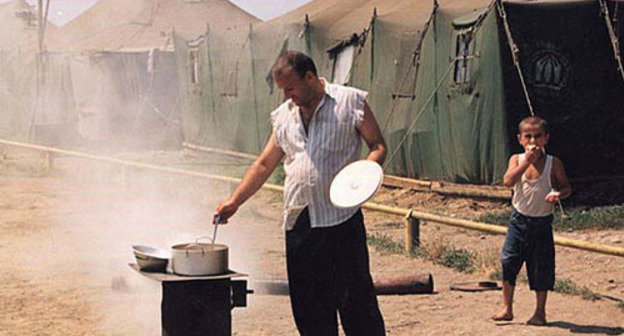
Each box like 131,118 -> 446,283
492,116 -> 571,326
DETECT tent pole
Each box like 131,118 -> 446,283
496,0 -> 535,116
248,23 -> 262,152
304,14 -> 311,56
382,1 -> 438,134
205,24 -> 217,126
598,0 -> 624,84
411,0 -> 438,96
30,0 -> 50,141
370,8 -> 377,82
30,0 -> 44,140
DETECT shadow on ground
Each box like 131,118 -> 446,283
548,321 -> 624,335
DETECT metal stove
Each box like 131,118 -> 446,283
130,264 -> 252,336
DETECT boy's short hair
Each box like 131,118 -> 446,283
518,116 -> 549,134
272,51 -> 317,80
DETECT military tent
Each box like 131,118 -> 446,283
40,0 -> 260,148
175,0 -> 624,183
501,0 -> 624,179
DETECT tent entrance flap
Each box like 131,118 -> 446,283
328,33 -> 362,85
332,45 -> 355,84
502,0 -> 624,178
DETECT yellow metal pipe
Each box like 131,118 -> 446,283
182,142 -> 258,161
0,139 -> 284,192
2,139 -> 623,258
362,202 -> 624,258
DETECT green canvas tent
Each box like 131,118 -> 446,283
501,0 -> 624,179
40,0 -> 260,148
175,0 -> 624,183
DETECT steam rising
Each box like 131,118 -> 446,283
0,1 -> 281,333
0,146 -> 285,334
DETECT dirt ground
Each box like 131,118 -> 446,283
1,150 -> 623,335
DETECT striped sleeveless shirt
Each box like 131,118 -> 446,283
270,79 -> 367,230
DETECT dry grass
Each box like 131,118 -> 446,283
368,233 -> 485,274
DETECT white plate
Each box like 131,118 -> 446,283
330,160 -> 383,208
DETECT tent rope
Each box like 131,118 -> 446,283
383,60 -> 454,168
381,55 -> 417,133
598,0 -> 624,84
350,9 -> 377,78
384,0 -> 497,168
410,0 -> 438,97
615,0 -> 621,40
497,0 -> 535,116
382,1 -> 438,134
248,23 -> 262,152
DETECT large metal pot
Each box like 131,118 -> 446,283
171,238 -> 228,276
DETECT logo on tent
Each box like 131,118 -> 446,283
525,42 -> 571,102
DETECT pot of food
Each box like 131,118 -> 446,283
171,237 -> 228,276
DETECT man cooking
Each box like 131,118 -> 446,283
213,51 -> 386,335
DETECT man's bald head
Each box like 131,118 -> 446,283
272,51 -> 317,80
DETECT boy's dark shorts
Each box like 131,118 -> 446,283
501,209 -> 555,291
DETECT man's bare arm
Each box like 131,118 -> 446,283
214,132 -> 284,222
357,102 -> 387,165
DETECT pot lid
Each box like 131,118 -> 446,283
330,160 -> 383,208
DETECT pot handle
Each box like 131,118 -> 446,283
195,236 -> 212,245
182,236 -> 213,255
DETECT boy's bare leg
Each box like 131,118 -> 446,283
526,291 -> 547,326
492,281 -> 514,321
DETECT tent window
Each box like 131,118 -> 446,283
189,47 -> 200,85
332,45 -> 355,85
453,32 -> 473,83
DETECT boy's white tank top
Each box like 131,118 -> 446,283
512,154 -> 554,217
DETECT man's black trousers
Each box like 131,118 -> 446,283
286,208 -> 385,336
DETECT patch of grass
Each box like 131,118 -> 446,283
553,205 -> 624,231
553,278 -> 577,294
432,207 -> 447,215
382,221 -> 403,229
422,243 -> 475,273
440,248 -> 474,273
477,211 -> 511,226
476,205 -> 624,232
554,278 -> 602,301
410,246 -> 429,259
367,233 -> 405,255
367,233 -> 475,273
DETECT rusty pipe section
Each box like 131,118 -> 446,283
251,273 -> 434,296
1,139 -> 623,258
374,273 -> 433,295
